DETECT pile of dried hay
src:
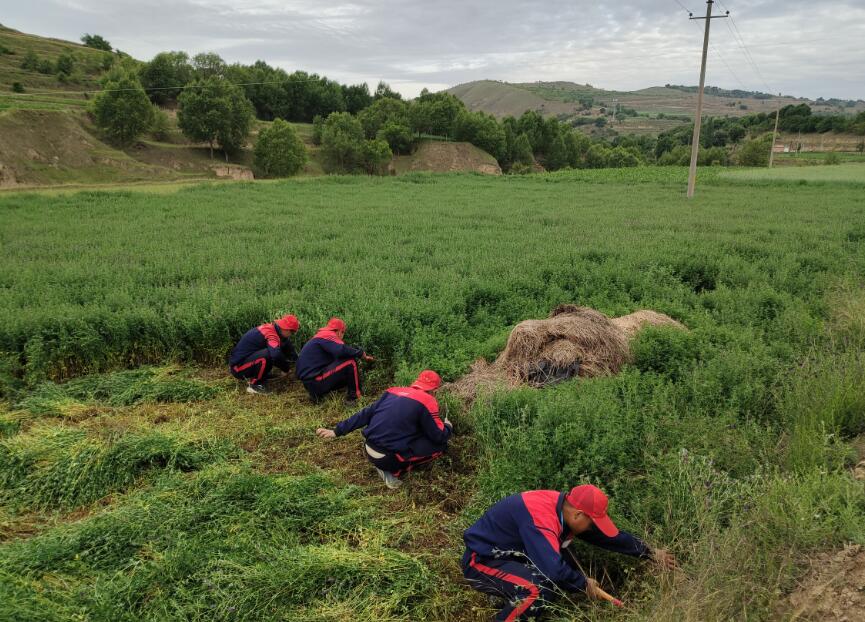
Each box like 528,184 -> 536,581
447,304 -> 686,401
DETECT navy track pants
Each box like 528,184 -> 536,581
302,358 -> 361,400
461,550 -> 556,621
230,348 -> 272,385
365,436 -> 446,478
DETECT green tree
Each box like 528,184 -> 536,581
374,81 -> 402,100
453,111 -> 506,160
91,69 -> 154,146
312,115 -> 325,145
20,50 -> 39,71
409,92 -> 464,137
585,143 -> 611,168
11,82 -> 24,93
139,52 -> 193,105
81,34 -> 112,51
736,135 -> 772,167
358,97 -> 408,139
150,108 -> 172,141
178,78 -> 254,160
362,138 -> 393,175
607,146 -> 641,168
376,122 -> 413,155
544,134 -> 569,171
253,119 -> 308,178
564,131 -> 591,168
192,52 -> 226,79
512,133 -> 534,167
342,83 -> 373,114
55,53 -> 74,77
320,111 -> 366,172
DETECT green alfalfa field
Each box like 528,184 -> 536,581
1,166 -> 864,621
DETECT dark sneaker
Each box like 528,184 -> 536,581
246,383 -> 269,395
375,467 -> 403,490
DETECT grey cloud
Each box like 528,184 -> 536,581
4,0 -> 864,98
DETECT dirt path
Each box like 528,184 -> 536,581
777,545 -> 865,621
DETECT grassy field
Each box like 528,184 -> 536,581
721,162 -> 865,183
1,167 -> 864,620
774,151 -> 865,164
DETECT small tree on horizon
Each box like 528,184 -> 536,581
177,78 -> 254,160
81,34 -> 112,51
91,69 -> 154,147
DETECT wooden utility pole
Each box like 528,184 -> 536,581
768,95 -> 781,168
687,1 -> 728,198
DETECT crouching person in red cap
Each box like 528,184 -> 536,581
315,370 -> 451,489
462,485 -> 677,621
229,314 -> 300,395
296,317 -> 373,404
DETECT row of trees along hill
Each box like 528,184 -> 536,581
91,41 -> 865,176
653,104 -> 865,166
311,93 -> 649,174
138,51 -> 400,120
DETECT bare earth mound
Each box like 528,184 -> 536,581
776,545 -> 865,621
448,305 -> 685,400
391,140 -> 501,175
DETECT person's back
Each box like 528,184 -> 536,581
228,315 -> 299,394
341,386 -> 447,453
316,370 -> 450,488
296,318 -> 369,403
230,324 -> 275,367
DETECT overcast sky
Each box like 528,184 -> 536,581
5,1 -> 865,100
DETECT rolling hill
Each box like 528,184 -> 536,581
447,80 -> 865,135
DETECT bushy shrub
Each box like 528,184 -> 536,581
377,121 -> 413,155
824,152 -> 841,165
320,111 -> 365,173
253,118 -> 308,178
361,138 -> 393,175
736,134 -> 773,167
10,82 -> 23,93
149,107 -> 172,141
631,326 -> 700,379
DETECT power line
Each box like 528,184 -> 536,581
683,6 -> 753,94
673,0 -> 694,15
714,1 -> 774,93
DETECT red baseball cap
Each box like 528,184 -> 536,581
411,370 -> 441,392
565,484 -> 619,537
275,314 -> 299,333
325,317 -> 346,332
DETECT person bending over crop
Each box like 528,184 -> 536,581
462,485 -> 678,621
296,317 -> 373,404
229,314 -> 300,395
315,370 -> 451,489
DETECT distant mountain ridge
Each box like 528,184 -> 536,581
446,79 -> 865,123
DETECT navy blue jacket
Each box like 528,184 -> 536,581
463,491 -> 650,592
296,331 -> 364,381
334,386 -> 452,453
229,323 -> 296,370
